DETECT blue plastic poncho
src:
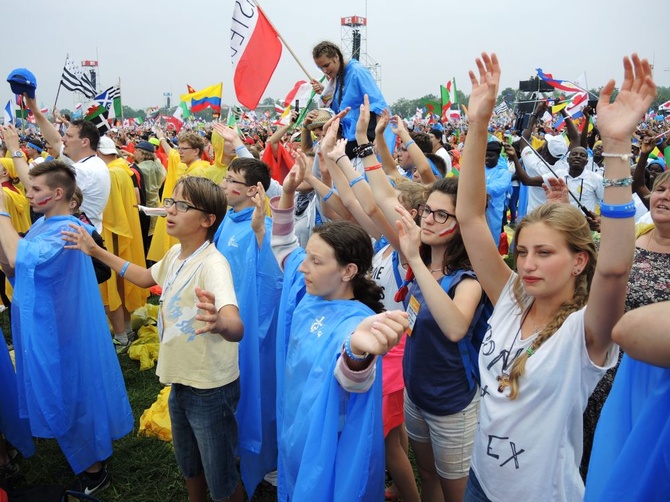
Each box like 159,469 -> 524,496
276,249 -> 384,502
585,355 -> 670,501
214,207 -> 283,497
0,332 -> 35,458
11,215 -> 133,473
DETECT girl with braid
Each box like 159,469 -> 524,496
455,52 -> 656,502
311,41 -> 387,159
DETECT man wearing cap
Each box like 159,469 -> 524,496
520,107 -> 570,212
133,141 -> 166,244
97,136 -> 148,351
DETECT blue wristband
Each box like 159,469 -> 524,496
404,140 -> 416,149
322,188 -> 335,202
344,332 -> 370,361
234,145 -> 246,152
599,200 -> 636,219
349,175 -> 365,188
0,212 -> 10,219
119,261 -> 131,278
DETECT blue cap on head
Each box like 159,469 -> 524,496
7,68 -> 37,99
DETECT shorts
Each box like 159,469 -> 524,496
169,380 -> 240,501
404,390 -> 479,480
383,389 -> 405,437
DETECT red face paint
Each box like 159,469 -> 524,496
36,196 -> 53,206
438,221 -> 458,237
231,189 -> 241,196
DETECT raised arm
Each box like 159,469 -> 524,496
374,110 -> 401,178
612,301 -> 670,367
454,53 -> 512,305
579,106 -> 594,149
62,223 -> 157,288
267,110 -> 297,156
522,101 -> 548,142
632,135 -> 654,207
0,124 -> 31,189
24,95 -> 63,153
504,143 -> 544,187
391,117 -> 437,185
0,189 -> 20,275
584,54 -> 657,365
560,108 -> 581,149
301,110 -> 317,153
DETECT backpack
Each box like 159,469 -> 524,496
444,270 -> 494,390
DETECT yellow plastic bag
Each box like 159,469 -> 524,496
127,323 -> 160,371
138,386 -> 172,442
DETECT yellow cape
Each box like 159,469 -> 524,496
99,158 -> 149,312
2,184 -> 31,304
147,150 -> 215,261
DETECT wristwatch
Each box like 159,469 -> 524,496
11,150 -> 23,159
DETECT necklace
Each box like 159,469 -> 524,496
497,306 -> 534,393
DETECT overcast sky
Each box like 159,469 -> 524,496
3,0 -> 669,113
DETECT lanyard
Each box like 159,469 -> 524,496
160,241 -> 209,304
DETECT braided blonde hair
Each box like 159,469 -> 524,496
507,204 -> 597,400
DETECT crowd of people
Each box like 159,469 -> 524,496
0,42 -> 668,502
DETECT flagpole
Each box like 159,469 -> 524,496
119,77 -> 124,125
53,54 -> 69,110
253,0 -> 315,82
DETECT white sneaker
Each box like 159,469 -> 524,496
263,470 -> 278,486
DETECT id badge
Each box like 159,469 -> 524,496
405,295 -> 420,337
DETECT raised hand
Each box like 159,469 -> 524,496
194,287 -> 221,335
212,123 -> 240,143
349,310 -> 410,357
597,54 -> 657,143
467,52 -> 501,124
542,177 -> 569,205
374,109 -> 391,137
326,138 -> 348,163
320,117 -> 341,154
61,223 -> 99,255
394,205 -> 422,266
250,181 -> 267,237
356,94 -> 371,140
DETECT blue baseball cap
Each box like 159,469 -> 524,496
7,68 -> 37,99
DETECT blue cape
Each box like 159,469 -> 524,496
0,331 -> 35,458
276,250 -> 384,502
11,215 -> 133,473
585,355 -> 670,501
214,207 -> 283,496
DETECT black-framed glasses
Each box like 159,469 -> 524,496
223,176 -> 251,187
418,204 -> 455,224
163,198 -> 207,213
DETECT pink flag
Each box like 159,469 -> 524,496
230,1 -> 282,109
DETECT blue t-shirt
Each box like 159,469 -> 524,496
403,271 -> 479,415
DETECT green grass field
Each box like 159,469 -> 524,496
1,308 -> 280,501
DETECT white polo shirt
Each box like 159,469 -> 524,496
73,155 -> 111,232
542,168 -> 604,213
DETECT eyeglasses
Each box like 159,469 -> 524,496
163,198 -> 207,213
418,204 -> 455,224
223,176 -> 250,187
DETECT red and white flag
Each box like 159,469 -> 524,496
283,80 -> 312,108
230,1 -> 282,109
659,100 -> 670,112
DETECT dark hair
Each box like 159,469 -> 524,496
312,41 -> 346,109
30,160 -> 77,200
70,119 -> 101,151
174,177 -> 227,242
228,157 -> 271,190
409,131 -> 432,154
312,221 -> 384,313
421,178 -> 472,275
426,153 -> 446,178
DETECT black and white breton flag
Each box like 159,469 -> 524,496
60,57 -> 97,99
494,101 -> 509,115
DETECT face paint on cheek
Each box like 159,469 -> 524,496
36,196 -> 54,206
231,189 -> 241,196
438,220 -> 458,237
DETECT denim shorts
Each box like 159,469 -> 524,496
169,379 -> 240,501
464,468 -> 492,502
404,390 -> 479,479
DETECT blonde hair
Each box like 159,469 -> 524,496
507,203 -> 597,399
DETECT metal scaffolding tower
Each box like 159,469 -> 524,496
340,16 -> 382,90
